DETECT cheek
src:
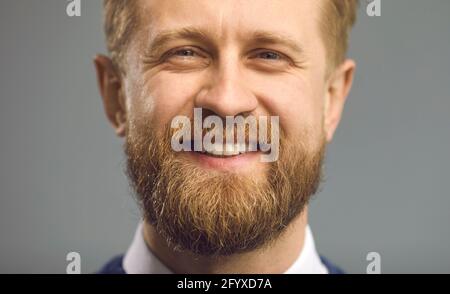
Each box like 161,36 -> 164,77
128,71 -> 204,130
254,74 -> 325,138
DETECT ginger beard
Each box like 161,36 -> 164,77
125,118 -> 326,256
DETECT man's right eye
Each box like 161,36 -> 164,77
172,49 -> 196,57
164,47 -> 206,60
156,46 -> 211,70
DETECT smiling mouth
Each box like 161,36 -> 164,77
190,142 -> 266,157
179,141 -> 268,170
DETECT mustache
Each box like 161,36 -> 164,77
171,117 -> 278,141
169,113 -> 280,162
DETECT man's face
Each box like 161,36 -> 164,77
98,0 -> 354,255
125,0 -> 329,151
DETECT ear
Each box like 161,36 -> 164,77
94,54 -> 127,137
323,59 -> 356,142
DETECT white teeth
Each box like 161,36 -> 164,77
204,143 -> 247,157
223,149 -> 239,156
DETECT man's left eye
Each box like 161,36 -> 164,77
256,51 -> 282,60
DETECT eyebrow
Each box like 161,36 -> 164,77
144,27 -> 305,57
248,30 -> 305,56
145,27 -> 214,57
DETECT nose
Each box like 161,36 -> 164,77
194,59 -> 258,118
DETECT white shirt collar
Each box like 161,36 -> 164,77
123,222 -> 328,274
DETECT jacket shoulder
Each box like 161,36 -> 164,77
97,254 -> 126,274
320,255 -> 345,274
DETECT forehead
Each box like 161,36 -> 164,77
136,0 -> 323,43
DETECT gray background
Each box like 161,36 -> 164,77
0,0 -> 449,274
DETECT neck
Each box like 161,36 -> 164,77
142,207 -> 308,274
